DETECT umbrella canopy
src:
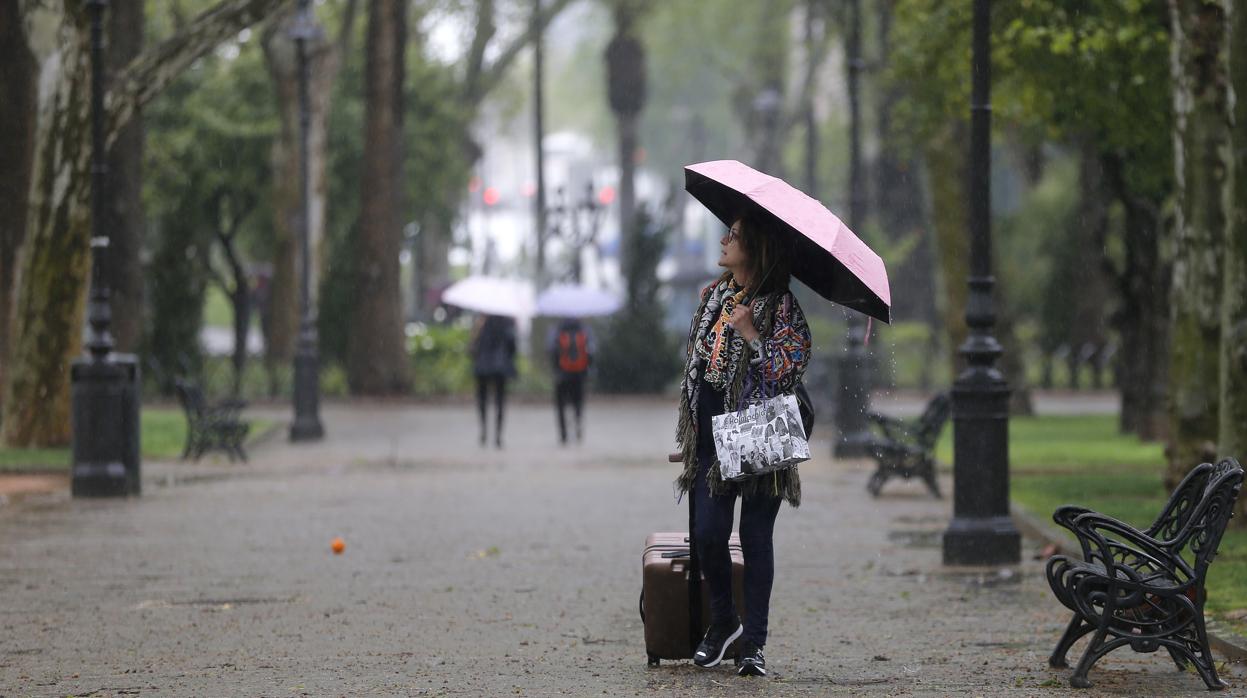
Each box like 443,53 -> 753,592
536,284 -> 624,318
684,159 -> 892,323
441,276 -> 536,318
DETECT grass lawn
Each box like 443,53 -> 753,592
935,415 -> 1247,623
0,408 -> 273,473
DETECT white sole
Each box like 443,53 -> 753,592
693,624 -> 743,668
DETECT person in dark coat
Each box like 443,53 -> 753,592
470,314 -> 517,448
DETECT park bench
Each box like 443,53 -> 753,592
173,378 -> 250,463
864,391 -> 950,498
1045,457 -> 1244,690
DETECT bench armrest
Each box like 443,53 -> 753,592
1069,512 -> 1194,591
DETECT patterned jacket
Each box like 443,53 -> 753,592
675,275 -> 812,506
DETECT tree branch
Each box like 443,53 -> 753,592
108,0 -> 292,145
461,0 -> 496,104
469,0 -> 575,107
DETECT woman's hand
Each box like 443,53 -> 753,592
728,305 -> 760,343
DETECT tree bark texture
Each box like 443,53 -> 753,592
1223,0 -> 1247,516
101,0 -> 145,353
3,0 -> 290,446
0,3 -> 37,424
347,0 -> 410,394
1165,0 -> 1232,486
262,7 -> 336,365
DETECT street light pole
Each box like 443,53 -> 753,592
942,0 -> 1020,565
289,0 -> 324,442
72,0 -> 142,498
834,0 -> 872,458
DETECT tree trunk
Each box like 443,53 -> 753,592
926,124 -> 969,383
605,4 -> 647,284
2,0 -> 289,446
101,0 -> 145,353
1101,153 -> 1170,441
347,0 -> 410,394
1224,0 -> 1247,520
0,4 -> 37,424
1166,0 -> 1231,487
262,6 -> 338,368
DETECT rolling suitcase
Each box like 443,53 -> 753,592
640,454 -> 746,666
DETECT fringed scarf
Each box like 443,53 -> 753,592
675,274 -> 805,507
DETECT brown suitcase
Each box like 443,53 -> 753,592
640,531 -> 746,666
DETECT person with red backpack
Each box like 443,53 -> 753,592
548,317 -> 594,444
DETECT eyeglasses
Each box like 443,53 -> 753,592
725,227 -> 741,242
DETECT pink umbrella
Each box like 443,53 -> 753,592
684,159 -> 892,323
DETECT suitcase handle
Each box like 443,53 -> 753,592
660,550 -> 690,559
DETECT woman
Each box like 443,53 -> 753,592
675,210 -> 811,677
470,314 -> 517,448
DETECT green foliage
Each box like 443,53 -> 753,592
407,321 -> 475,396
143,33 -> 276,392
596,207 -> 681,393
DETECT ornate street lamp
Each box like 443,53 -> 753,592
288,0 -> 324,442
942,0 -> 1020,565
547,182 -> 605,283
72,0 -> 142,498
834,0 -> 872,458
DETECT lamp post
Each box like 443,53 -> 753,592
942,0 -> 1020,565
532,0 -> 548,290
289,0 -> 324,442
834,0 -> 872,458
71,0 -> 142,498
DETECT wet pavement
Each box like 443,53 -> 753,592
1,397 -> 1241,696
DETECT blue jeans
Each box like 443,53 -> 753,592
692,453 -> 782,648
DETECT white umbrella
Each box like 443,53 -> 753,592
442,276 -> 536,318
536,283 -> 624,318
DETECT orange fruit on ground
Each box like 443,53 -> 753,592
331,537 -> 345,554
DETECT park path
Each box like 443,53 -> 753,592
0,397 -> 1240,696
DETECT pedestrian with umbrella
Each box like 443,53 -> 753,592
674,160 -> 890,677
442,275 -> 535,449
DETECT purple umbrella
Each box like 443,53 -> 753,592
685,159 -> 892,322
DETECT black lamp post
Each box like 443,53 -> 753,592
71,0 -> 142,498
834,0 -> 872,458
942,0 -> 1020,565
288,0 -> 324,442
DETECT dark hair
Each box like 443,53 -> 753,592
734,209 -> 793,297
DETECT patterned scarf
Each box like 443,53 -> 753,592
694,280 -> 749,390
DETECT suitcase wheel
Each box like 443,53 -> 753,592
647,654 -> 660,667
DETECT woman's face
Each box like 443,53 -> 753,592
718,220 -> 749,273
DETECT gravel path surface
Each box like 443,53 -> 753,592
1,399 -> 1240,696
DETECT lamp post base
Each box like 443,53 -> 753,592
290,348 -> 324,442
942,515 -> 1020,565
71,355 -> 141,497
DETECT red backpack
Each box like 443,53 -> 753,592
557,328 -> 590,373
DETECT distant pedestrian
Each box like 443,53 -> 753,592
548,318 -> 594,444
470,314 -> 517,448
674,211 -> 811,677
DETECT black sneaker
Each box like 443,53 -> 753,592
693,619 -> 742,668
737,641 -> 766,677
